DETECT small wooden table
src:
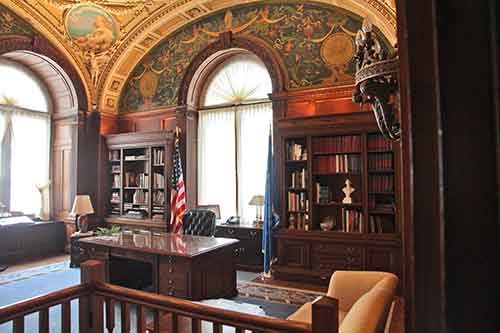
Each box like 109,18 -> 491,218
79,232 -> 239,301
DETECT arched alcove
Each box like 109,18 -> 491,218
179,35 -> 287,107
0,39 -> 87,220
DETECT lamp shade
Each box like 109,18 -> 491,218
70,195 -> 94,216
249,195 -> 264,206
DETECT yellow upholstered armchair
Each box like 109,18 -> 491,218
288,271 -> 399,333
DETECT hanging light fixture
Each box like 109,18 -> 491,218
353,18 -> 401,141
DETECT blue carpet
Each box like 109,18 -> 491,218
0,263 -> 298,333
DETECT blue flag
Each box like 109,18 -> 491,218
262,130 -> 280,275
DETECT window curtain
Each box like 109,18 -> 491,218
9,110 -> 50,214
236,102 -> 272,222
198,108 -> 237,219
0,111 -> 7,206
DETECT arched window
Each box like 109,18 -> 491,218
197,53 -> 273,222
0,59 -> 51,215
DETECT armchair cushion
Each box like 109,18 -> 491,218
287,271 -> 398,333
327,271 -> 397,313
339,277 -> 397,333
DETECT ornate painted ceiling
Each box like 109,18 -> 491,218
1,0 -> 396,114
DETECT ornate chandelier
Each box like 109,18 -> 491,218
353,19 -> 401,141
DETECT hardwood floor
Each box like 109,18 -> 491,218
0,253 -> 68,276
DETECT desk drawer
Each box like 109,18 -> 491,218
312,243 -> 364,271
84,245 -> 109,260
159,257 -> 189,277
110,248 -> 155,263
215,227 -> 261,240
159,275 -> 188,297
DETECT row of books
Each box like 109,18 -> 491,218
287,142 -> 307,161
368,135 -> 392,151
109,150 -> 120,161
315,183 -> 331,204
340,208 -> 363,233
152,148 -> 165,165
368,153 -> 393,171
368,215 -> 395,233
124,172 -> 148,187
132,190 -> 148,205
368,195 -> 395,210
152,191 -> 165,206
288,212 -> 310,231
288,192 -> 309,211
152,214 -> 165,222
153,172 -> 165,189
112,174 -> 121,188
369,175 -> 394,193
312,135 -> 362,153
124,154 -> 148,161
314,154 -> 362,174
290,168 -> 307,188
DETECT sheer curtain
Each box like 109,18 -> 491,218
10,110 -> 50,214
198,108 -> 237,220
237,102 -> 272,222
0,111 -> 6,202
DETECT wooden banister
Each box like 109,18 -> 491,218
312,296 -> 339,333
0,259 -> 340,333
94,281 -> 312,333
0,284 -> 90,324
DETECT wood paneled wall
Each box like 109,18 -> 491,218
52,114 -> 75,220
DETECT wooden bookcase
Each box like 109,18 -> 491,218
104,131 -> 174,232
274,120 -> 401,286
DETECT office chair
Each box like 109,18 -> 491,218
182,208 -> 216,236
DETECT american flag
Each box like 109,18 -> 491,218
170,136 -> 186,233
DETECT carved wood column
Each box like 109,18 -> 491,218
175,104 -> 198,209
74,110 -> 101,228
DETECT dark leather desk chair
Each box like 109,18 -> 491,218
182,209 -> 216,236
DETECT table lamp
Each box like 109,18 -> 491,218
71,195 -> 94,233
249,195 -> 264,223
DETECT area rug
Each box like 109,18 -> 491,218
0,260 -> 70,286
237,280 -> 323,305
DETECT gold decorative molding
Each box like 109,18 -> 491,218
1,0 -> 396,114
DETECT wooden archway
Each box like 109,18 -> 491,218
0,34 -> 88,111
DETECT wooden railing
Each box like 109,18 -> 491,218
0,260 -> 339,333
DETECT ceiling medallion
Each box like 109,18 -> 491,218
64,3 -> 121,88
353,18 -> 400,141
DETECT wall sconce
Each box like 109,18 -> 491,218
353,19 -> 401,141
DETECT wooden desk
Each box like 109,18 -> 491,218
215,223 -> 263,271
79,232 -> 239,301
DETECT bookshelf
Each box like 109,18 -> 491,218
105,131 -> 173,232
282,133 -> 398,235
275,124 -> 401,285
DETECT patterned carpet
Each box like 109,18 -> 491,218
0,260 -> 322,306
237,280 -> 322,305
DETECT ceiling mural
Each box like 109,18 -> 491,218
0,0 -> 396,114
0,5 -> 34,37
119,2 -> 392,113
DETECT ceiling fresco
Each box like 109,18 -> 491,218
0,0 -> 396,114
119,2 -> 393,113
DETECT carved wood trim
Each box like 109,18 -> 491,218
0,34 -> 89,111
